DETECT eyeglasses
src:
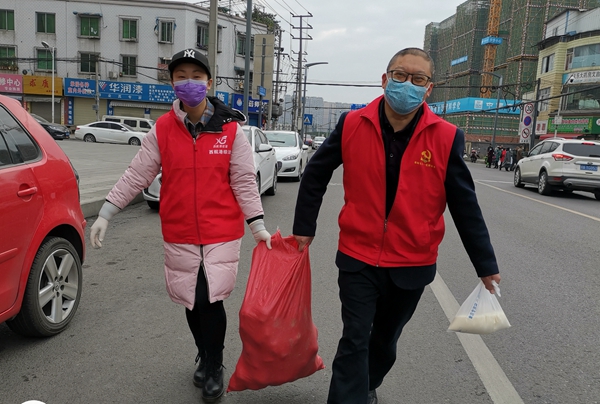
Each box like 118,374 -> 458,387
387,70 -> 431,87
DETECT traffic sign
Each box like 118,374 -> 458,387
303,114 -> 313,125
257,86 -> 266,97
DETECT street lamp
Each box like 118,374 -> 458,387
480,71 -> 503,148
300,61 -> 328,142
41,41 -> 55,123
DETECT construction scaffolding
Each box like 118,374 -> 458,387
423,0 -> 600,138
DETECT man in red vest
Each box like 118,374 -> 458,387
292,48 -> 501,404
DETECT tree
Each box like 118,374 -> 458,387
243,7 -> 280,34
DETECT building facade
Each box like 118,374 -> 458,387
0,0 -> 269,128
423,0 -> 600,145
535,7 -> 600,140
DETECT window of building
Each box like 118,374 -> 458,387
0,45 -> 17,70
121,55 -> 136,76
36,48 -> 55,71
565,49 -> 573,70
538,87 -> 550,112
541,54 -> 554,73
236,34 -> 254,57
80,16 -> 100,38
79,52 -> 98,74
0,10 -> 14,31
159,20 -> 174,43
36,13 -> 56,34
158,57 -> 171,81
572,44 -> 600,69
121,18 -> 138,41
197,24 -> 208,50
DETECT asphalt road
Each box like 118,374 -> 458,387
1,141 -> 599,404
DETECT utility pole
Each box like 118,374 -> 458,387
243,0 -> 252,118
95,58 -> 100,121
290,13 -> 312,131
207,0 -> 218,97
271,28 -> 283,129
259,37 -> 266,129
530,78 -> 541,151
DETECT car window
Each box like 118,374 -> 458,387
549,142 -> 559,153
265,131 -> 297,147
0,134 -> 12,166
0,106 -> 40,164
123,124 -> 136,131
109,123 -> 123,130
31,113 -> 49,123
562,143 -> 600,157
540,142 -> 555,154
257,130 -> 269,146
528,143 -> 544,156
91,122 -> 108,128
124,119 -> 137,127
140,121 -> 152,129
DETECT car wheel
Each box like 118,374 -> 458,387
129,137 -> 141,146
514,167 -> 525,188
594,191 -> 600,201
83,134 -> 96,142
265,167 -> 278,196
294,162 -> 302,182
7,237 -> 82,337
538,171 -> 553,196
147,200 -> 159,211
256,174 -> 261,195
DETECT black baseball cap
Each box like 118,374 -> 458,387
168,49 -> 211,79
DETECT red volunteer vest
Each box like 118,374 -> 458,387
155,109 -> 244,245
338,96 -> 457,267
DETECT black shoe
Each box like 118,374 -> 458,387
367,389 -> 378,404
193,352 -> 207,388
202,352 -> 224,402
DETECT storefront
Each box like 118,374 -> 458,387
230,93 -> 269,127
22,75 -> 63,123
546,115 -> 600,140
64,78 -> 175,127
0,73 -> 23,104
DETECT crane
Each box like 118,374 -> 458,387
480,0 -> 502,97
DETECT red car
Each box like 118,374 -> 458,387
0,94 -> 86,337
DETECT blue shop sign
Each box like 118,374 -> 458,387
428,97 -> 520,115
64,78 -> 175,103
216,91 -> 230,106
481,36 -> 503,46
231,94 -> 269,113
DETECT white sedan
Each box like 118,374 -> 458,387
142,125 -> 279,210
74,121 -> 146,146
264,130 -> 309,181
312,136 -> 326,149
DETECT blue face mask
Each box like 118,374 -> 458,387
384,80 -> 429,115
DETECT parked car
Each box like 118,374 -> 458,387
102,115 -> 155,133
74,121 -> 146,145
303,135 -> 313,147
265,130 -> 309,181
30,113 -> 70,140
313,136 -> 326,149
0,94 -> 86,337
143,125 -> 279,210
514,138 -> 600,199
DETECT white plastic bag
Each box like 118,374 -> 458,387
448,281 -> 511,334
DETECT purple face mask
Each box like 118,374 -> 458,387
173,79 -> 208,107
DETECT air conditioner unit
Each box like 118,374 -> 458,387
108,71 -> 118,79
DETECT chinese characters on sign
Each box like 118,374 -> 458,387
64,78 -> 175,103
23,76 -> 62,96
0,73 -> 23,93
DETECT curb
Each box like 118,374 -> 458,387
80,193 -> 145,219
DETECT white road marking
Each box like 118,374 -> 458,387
475,181 -> 600,222
429,274 -> 525,404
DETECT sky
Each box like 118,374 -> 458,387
166,0 -> 468,104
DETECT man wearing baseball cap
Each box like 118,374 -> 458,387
89,48 -> 272,402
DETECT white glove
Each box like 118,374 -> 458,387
249,219 -> 272,249
90,217 -> 109,248
90,202 -> 120,248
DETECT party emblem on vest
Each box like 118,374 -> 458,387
209,135 -> 231,155
414,149 -> 436,169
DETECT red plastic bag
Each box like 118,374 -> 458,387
227,231 -> 325,392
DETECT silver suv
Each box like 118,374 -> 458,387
514,138 -> 600,199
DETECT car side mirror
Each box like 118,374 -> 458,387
302,144 -> 309,150
258,143 -> 272,152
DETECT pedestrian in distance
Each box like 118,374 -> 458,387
292,47 -> 501,404
486,145 -> 494,168
89,49 -> 272,403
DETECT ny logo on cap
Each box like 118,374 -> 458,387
184,49 -> 196,58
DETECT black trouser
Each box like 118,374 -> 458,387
185,264 -> 226,358
327,267 -> 425,404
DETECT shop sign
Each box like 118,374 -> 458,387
64,78 -> 175,103
23,75 -> 62,96
231,94 -> 269,113
548,116 -> 600,133
0,73 -> 23,93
